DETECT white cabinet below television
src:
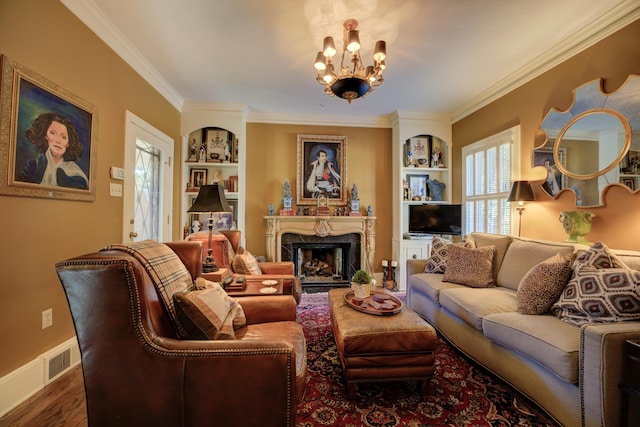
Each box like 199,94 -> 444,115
399,238 -> 433,291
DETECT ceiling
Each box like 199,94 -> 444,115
61,0 -> 639,124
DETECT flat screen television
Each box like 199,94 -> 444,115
408,204 -> 462,235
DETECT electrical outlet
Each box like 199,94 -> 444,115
42,308 -> 53,329
110,183 -> 123,197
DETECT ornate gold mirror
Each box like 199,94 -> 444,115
536,75 -> 640,206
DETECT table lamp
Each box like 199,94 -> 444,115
507,180 -> 534,237
187,183 -> 232,272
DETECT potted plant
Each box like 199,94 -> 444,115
351,269 -> 373,298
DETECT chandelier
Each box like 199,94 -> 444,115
314,19 -> 386,103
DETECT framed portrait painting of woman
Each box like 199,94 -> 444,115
296,134 -> 347,205
0,56 -> 98,201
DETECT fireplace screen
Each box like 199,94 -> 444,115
282,232 -> 361,289
292,242 -> 355,287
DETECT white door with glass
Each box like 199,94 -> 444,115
123,111 -> 174,243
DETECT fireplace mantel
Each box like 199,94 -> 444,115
264,216 -> 376,271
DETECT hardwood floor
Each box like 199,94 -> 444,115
0,365 -> 87,426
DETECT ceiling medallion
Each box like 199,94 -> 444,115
314,19 -> 386,103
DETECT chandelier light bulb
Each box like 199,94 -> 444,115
346,30 -> 360,53
322,63 -> 335,83
314,52 -> 326,71
373,41 -> 386,62
323,37 -> 336,57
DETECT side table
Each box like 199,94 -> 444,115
621,339 -> 640,426
226,278 -> 283,297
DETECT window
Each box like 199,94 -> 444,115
462,126 -> 520,235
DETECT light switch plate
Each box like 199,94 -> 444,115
110,183 -> 123,197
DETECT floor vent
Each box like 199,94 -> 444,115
46,348 -> 71,382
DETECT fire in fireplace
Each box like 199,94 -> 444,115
281,232 -> 361,290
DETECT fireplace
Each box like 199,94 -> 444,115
264,215 -> 376,291
282,233 -> 361,289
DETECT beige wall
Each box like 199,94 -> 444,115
1,0 -> 638,381
452,19 -> 640,250
245,123 -> 392,267
0,0 -> 181,376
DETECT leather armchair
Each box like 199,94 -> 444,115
188,230 -> 302,303
56,241 -> 306,427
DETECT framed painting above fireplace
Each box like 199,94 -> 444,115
296,134 -> 347,205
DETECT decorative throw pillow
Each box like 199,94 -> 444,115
551,242 -> 640,326
173,282 -> 246,340
517,253 -> 572,315
231,246 -> 262,275
425,235 -> 475,274
443,244 -> 496,288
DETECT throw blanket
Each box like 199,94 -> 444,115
102,240 -> 193,337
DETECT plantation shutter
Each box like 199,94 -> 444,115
462,126 -> 519,235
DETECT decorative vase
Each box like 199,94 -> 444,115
351,282 -> 372,298
559,211 -> 596,244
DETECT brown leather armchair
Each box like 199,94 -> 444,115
56,241 -> 306,427
188,230 -> 302,303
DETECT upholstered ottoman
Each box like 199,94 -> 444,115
328,288 -> 437,398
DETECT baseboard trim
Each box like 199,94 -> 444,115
0,337 -> 80,418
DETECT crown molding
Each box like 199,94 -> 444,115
63,0 -> 639,125
60,0 -> 184,111
452,0 -> 640,123
246,110 -> 392,128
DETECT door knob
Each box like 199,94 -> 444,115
129,231 -> 138,239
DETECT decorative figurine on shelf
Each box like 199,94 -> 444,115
189,138 -> 198,161
281,180 -> 294,214
349,183 -> 361,215
211,168 -> 223,184
199,142 -> 207,163
367,205 -> 373,216
268,203 -> 274,216
191,219 -> 201,233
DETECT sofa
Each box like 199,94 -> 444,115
56,240 -> 307,427
406,232 -> 640,427
187,229 -> 302,303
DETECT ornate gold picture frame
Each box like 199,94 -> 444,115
0,55 -> 98,201
296,134 -> 347,205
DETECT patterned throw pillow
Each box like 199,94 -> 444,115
443,244 -> 496,288
425,235 -> 475,273
173,282 -> 246,340
517,254 -> 572,315
231,246 -> 262,275
551,242 -> 640,326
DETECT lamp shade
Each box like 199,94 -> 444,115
507,181 -> 534,202
187,184 -> 231,213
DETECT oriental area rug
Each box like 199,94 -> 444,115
295,292 -> 559,427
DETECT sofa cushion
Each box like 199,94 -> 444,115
425,235 -> 475,273
497,238 -> 575,291
439,287 -> 517,331
482,312 -> 580,383
173,282 -> 246,340
231,246 -> 262,275
408,272 -> 468,305
517,253 -> 572,315
552,241 -> 640,326
102,240 -> 194,337
469,232 -> 512,277
443,244 -> 496,288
